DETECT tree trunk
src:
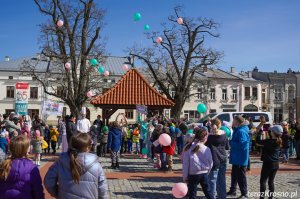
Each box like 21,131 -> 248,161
68,103 -> 82,119
170,94 -> 185,119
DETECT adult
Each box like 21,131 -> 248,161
107,121 -> 122,169
94,115 -> 104,133
77,113 -> 91,133
66,115 -> 77,143
44,133 -> 108,199
32,115 -> 45,137
227,115 -> 250,199
58,117 -> 68,153
89,121 -> 99,153
294,118 -> 300,160
116,113 -> 128,154
3,114 -> 20,138
206,119 -> 229,199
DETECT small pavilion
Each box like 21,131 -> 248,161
90,68 -> 174,124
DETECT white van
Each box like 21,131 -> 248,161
198,112 -> 273,128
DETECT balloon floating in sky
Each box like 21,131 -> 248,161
90,58 -> 98,66
133,12 -> 142,21
158,133 -> 171,146
122,64 -> 129,70
64,62 -> 71,70
156,37 -> 163,44
98,66 -> 105,74
57,20 -> 64,27
86,91 -> 93,98
144,24 -> 150,31
104,71 -> 110,76
177,17 -> 184,25
197,103 -> 207,113
172,183 -> 188,198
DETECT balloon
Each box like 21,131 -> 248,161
104,71 -> 109,76
177,17 -> 184,25
172,183 -> 188,198
170,126 -> 175,134
220,126 -> 231,138
156,37 -> 163,44
90,58 -> 98,66
64,62 -> 71,69
144,24 -> 150,30
223,121 -> 231,128
133,12 -> 142,21
57,20 -> 64,27
122,64 -> 129,70
103,126 -> 109,132
197,103 -> 207,113
98,66 -> 105,74
158,133 -> 171,146
86,91 -> 93,98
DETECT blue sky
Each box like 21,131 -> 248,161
0,0 -> 300,72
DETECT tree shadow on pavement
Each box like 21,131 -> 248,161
113,191 -> 207,199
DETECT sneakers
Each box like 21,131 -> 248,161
110,163 -> 116,169
142,155 -> 147,159
116,162 -> 120,168
227,190 -> 237,196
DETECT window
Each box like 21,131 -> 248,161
233,113 -> 269,122
232,89 -> 237,101
111,79 -> 116,83
262,89 -> 266,104
6,86 -> 15,98
187,110 -> 200,119
197,88 -> 203,99
57,86 -> 66,98
222,89 -> 227,100
216,113 -> 230,122
210,88 -> 216,100
30,87 -> 38,99
274,88 -> 283,101
63,107 -> 67,117
5,109 -> 15,115
8,76 -> 13,80
252,87 -> 258,99
170,88 -> 176,98
125,109 -> 134,119
288,86 -> 295,103
28,109 -> 39,119
245,87 -> 250,100
103,79 -> 108,83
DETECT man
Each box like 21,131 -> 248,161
3,114 -> 20,138
294,118 -> 300,160
227,115 -> 250,199
77,113 -> 91,133
66,115 -> 77,143
94,115 -> 104,131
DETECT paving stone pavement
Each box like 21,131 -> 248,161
100,155 -> 300,199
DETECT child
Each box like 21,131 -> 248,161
281,122 -> 291,163
0,132 -> 8,163
162,127 -> 176,172
182,127 -> 213,199
0,135 -> 45,198
99,126 -> 109,157
31,130 -> 43,166
107,122 -> 122,169
256,125 -> 282,199
89,121 -> 99,153
151,124 -> 163,169
132,125 -> 140,154
44,133 -> 108,199
127,125 -> 133,154
50,125 -> 59,154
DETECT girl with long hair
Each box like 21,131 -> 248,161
0,135 -> 44,199
44,133 -> 108,199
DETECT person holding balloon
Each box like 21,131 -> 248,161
161,126 -> 176,172
182,127 -> 213,199
206,119 -> 230,199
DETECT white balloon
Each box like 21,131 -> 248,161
122,64 -> 129,70
156,37 -> 163,44
87,91 -> 93,98
57,20 -> 64,27
64,62 -> 71,69
177,17 -> 184,25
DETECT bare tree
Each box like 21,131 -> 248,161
129,6 -> 222,119
22,0 -> 106,117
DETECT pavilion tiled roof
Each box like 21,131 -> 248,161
90,68 -> 174,107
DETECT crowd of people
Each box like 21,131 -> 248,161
0,110 -> 300,199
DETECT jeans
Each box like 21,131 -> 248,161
281,148 -> 289,161
111,151 -> 120,164
139,139 -> 144,153
188,173 -> 212,199
127,140 -> 132,153
176,137 -> 184,155
160,152 -> 167,169
295,140 -> 300,159
135,142 -> 140,154
229,165 -> 248,196
208,161 -> 227,199
260,164 -> 278,199
51,141 -> 57,154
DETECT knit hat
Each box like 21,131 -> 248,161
270,125 -> 283,136
35,130 -> 41,137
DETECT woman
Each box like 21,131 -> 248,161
206,119 -> 229,199
44,133 -> 108,199
182,127 -> 213,199
0,135 -> 44,199
58,117 -> 68,153
32,115 -> 45,137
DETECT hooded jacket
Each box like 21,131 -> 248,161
44,152 -> 108,199
107,127 -> 122,152
0,158 -> 44,199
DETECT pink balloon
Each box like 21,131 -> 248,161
156,37 -> 163,44
122,64 -> 129,70
86,91 -> 93,98
57,20 -> 64,27
177,17 -> 184,25
64,62 -> 71,69
158,133 -> 171,146
104,71 -> 110,76
172,183 -> 188,198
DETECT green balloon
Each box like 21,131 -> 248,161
197,103 -> 207,113
90,58 -> 98,66
98,66 -> 105,74
103,126 -> 109,132
220,126 -> 231,138
133,12 -> 142,21
144,24 -> 150,30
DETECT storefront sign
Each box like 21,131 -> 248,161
15,82 -> 29,115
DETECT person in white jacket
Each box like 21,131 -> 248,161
77,114 -> 91,133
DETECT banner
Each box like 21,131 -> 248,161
15,82 -> 29,115
42,101 -> 64,116
136,104 -> 148,115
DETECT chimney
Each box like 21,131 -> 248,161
4,56 -> 10,62
248,71 -> 252,78
230,66 -> 235,73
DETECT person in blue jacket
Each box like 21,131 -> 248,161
227,115 -> 250,199
107,121 -> 122,169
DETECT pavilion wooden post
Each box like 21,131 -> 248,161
102,108 -> 118,125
